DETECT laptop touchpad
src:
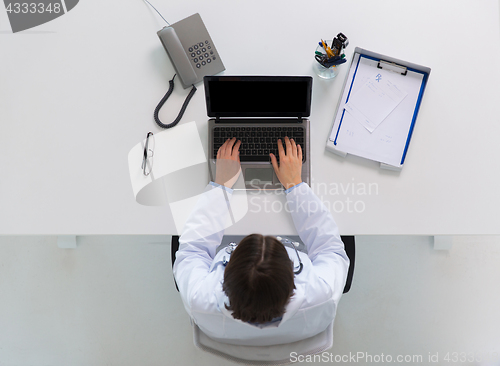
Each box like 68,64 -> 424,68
244,168 -> 273,184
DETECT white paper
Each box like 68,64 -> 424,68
344,73 -> 408,133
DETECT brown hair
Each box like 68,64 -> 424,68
222,234 -> 295,324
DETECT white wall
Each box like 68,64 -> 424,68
0,235 -> 499,366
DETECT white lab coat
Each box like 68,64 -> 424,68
173,182 -> 349,346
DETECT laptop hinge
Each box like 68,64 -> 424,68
214,117 -> 304,123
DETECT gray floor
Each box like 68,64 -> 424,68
0,235 -> 499,366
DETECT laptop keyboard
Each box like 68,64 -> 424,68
213,126 -> 305,162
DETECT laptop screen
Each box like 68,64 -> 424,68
204,76 -> 312,118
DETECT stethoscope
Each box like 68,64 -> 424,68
222,236 -> 303,275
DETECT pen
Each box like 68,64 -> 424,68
318,41 -> 333,59
322,40 -> 336,58
327,55 -> 342,63
319,40 -> 334,58
326,58 -> 347,67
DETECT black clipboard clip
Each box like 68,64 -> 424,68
377,60 -> 408,76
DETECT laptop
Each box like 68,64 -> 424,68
205,75 -> 312,190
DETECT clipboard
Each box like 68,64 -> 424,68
326,47 -> 430,171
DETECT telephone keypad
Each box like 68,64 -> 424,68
188,40 -> 215,69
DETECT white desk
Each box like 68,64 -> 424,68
1,0 -> 500,236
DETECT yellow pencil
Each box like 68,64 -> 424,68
321,39 -> 335,58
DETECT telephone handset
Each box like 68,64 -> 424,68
153,13 -> 225,128
157,13 -> 225,88
157,26 -> 198,86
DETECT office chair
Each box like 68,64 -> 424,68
170,235 -> 355,365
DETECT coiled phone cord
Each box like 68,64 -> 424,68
154,74 -> 197,129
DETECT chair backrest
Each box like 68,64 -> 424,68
171,235 -> 355,293
193,322 -> 334,365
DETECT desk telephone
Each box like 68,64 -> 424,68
157,13 -> 225,89
154,13 -> 225,128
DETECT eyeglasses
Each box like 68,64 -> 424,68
142,132 -> 155,176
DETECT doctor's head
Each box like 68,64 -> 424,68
222,234 -> 295,324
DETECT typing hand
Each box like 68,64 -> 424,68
215,138 -> 242,189
270,136 -> 303,190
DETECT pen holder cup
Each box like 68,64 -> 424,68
314,41 -> 340,79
